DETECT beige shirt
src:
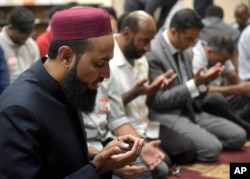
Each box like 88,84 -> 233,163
0,26 -> 39,83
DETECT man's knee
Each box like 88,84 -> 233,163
197,141 -> 223,162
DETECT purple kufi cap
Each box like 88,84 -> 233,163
51,7 -> 112,40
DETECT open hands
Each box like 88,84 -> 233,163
114,165 -> 146,179
91,135 -> 144,174
134,69 -> 177,96
140,140 -> 166,170
194,62 -> 224,85
151,69 -> 177,92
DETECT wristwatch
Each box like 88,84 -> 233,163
198,85 -> 208,95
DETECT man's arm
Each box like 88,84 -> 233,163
208,82 -> 250,97
208,70 -> 250,97
122,78 -> 148,106
122,70 -> 176,106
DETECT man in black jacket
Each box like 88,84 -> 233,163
0,7 -> 144,179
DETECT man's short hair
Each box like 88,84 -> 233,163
9,7 -> 35,32
208,34 -> 234,54
170,8 -> 204,32
205,5 -> 224,19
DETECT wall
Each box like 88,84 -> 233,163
183,0 -> 250,24
0,0 -> 112,6
1,0 -> 250,24
112,0 -> 250,24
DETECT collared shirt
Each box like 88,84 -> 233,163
0,26 -> 40,83
162,29 -> 200,98
109,34 -> 159,138
83,72 -> 130,151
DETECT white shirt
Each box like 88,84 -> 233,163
238,25 -> 250,80
0,26 -> 39,83
83,72 -> 130,151
110,35 -> 159,138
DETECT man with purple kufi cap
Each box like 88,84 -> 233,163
0,7 -> 144,179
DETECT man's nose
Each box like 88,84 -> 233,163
102,63 -> 110,79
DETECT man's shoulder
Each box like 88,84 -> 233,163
0,77 -> 36,109
25,37 -> 38,47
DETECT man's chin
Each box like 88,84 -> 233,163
89,84 -> 100,90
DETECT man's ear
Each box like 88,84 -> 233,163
58,46 -> 74,69
122,26 -> 133,41
169,27 -> 177,36
206,46 -> 214,56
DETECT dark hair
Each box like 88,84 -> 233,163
48,39 -> 92,59
119,13 -> 139,33
102,7 -> 117,20
9,7 -> 35,31
66,1 -> 79,8
117,12 -> 129,32
207,34 -> 234,54
48,5 -> 68,19
169,8 -> 203,32
205,5 -> 224,19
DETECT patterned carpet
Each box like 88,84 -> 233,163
169,141 -> 250,179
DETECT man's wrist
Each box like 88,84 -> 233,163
198,85 -> 208,95
89,161 -> 101,175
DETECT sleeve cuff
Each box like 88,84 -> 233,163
186,79 -> 199,98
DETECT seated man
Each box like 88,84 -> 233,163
146,8 -> 246,162
192,34 -> 250,136
0,7 -> 144,179
84,72 -> 169,179
199,5 -> 240,70
108,10 -> 196,165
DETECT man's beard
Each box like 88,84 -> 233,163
61,65 -> 97,114
124,40 -> 144,60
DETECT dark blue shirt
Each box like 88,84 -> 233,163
0,46 -> 9,94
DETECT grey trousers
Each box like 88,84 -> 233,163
150,109 -> 246,162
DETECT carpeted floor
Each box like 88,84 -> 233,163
168,141 -> 250,179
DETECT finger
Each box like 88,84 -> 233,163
132,138 -> 141,155
170,73 -> 178,80
138,138 -> 144,153
164,69 -> 174,78
139,78 -> 148,85
196,67 -> 204,75
149,140 -> 161,147
150,158 -> 162,170
214,62 -> 222,67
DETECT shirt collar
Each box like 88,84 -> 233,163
162,29 -> 179,55
112,34 -> 132,68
